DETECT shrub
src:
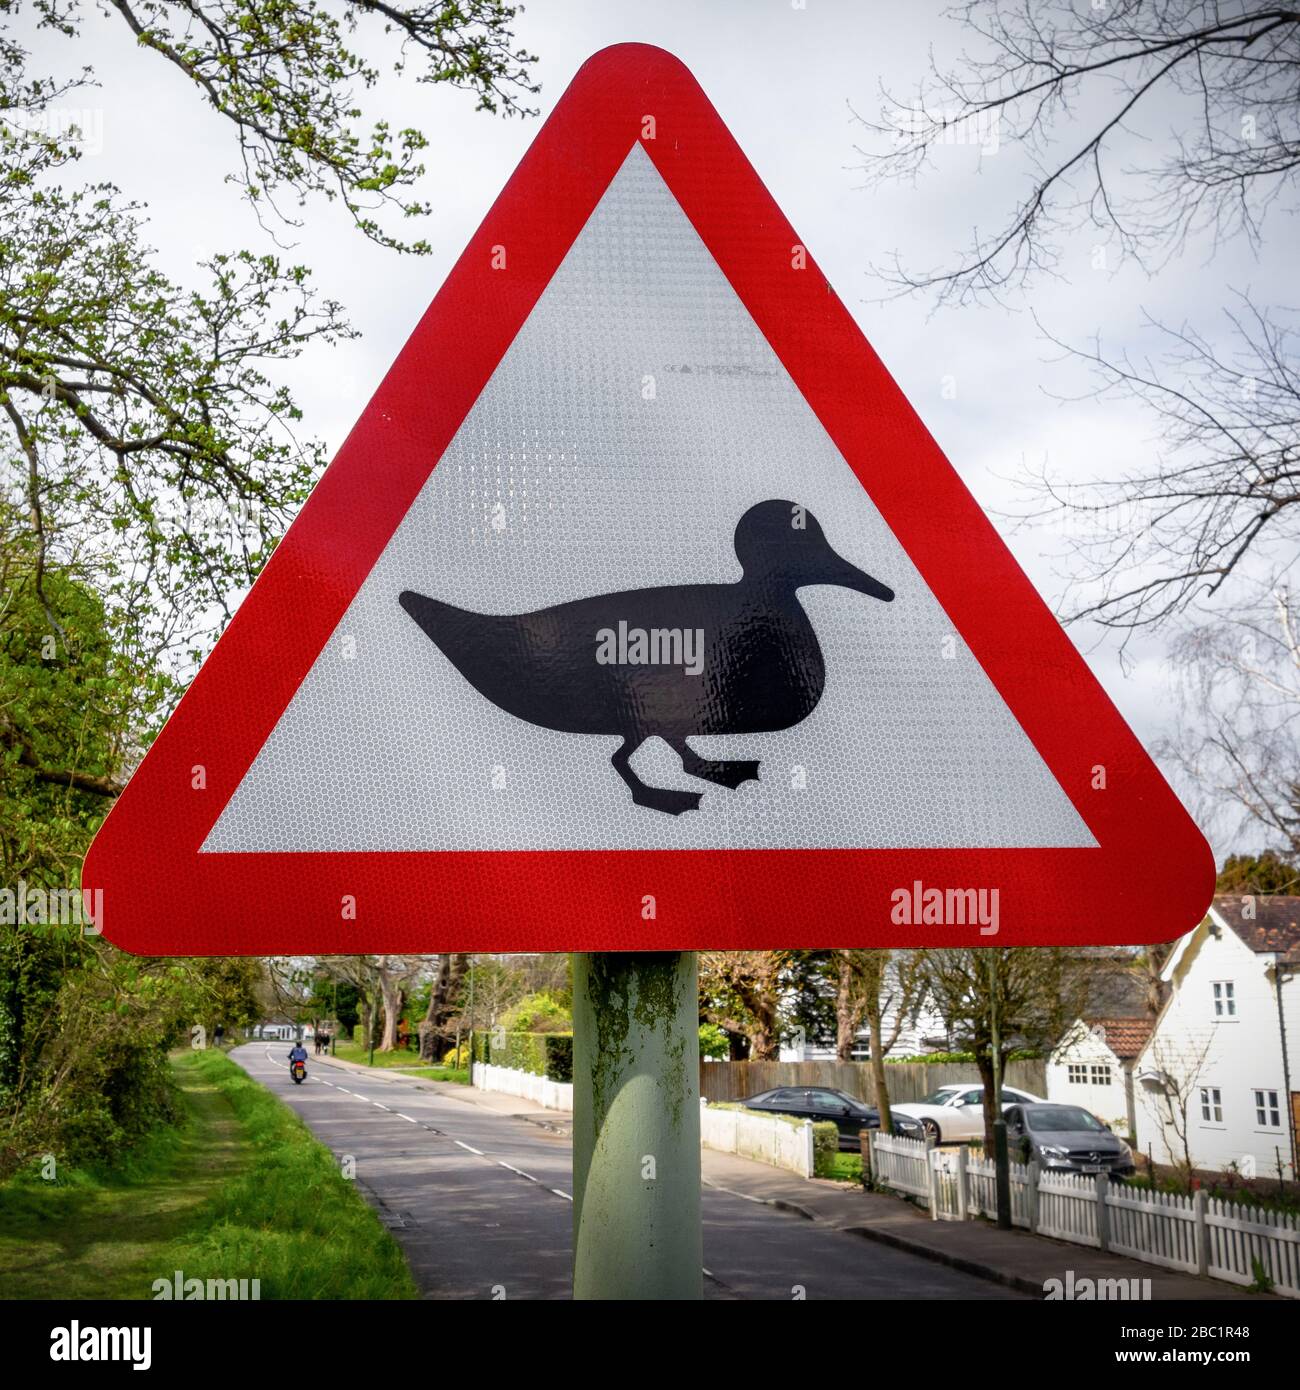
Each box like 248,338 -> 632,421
500,992 -> 571,1034
810,1121 -> 840,1177
478,1030 -> 573,1082
0,925 -> 189,1176
884,1049 -> 1042,1064
698,1023 -> 729,1060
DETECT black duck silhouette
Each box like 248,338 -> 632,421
398,499 -> 894,815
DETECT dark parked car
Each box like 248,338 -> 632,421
1003,1103 -> 1135,1178
741,1086 -> 919,1149
889,1111 -> 925,1141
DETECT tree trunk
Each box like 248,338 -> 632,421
835,956 -> 858,1061
976,1049 -> 998,1152
378,970 -> 402,1051
750,999 -> 781,1061
1141,946 -> 1168,1017
727,1030 -> 750,1061
866,1003 -> 891,1133
750,1028 -> 776,1061
419,953 -> 468,1061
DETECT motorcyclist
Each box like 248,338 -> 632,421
287,1040 -> 308,1070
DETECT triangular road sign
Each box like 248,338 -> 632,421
84,44 -> 1212,956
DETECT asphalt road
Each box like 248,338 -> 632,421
235,1043 -> 1022,1300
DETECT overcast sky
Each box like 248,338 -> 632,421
20,1 -> 1286,860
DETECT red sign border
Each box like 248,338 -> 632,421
83,43 -> 1213,955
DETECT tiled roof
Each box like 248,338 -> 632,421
1211,895 -> 1300,964
1083,1016 -> 1155,1060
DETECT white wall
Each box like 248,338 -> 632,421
1046,1024 -> 1131,1134
700,1102 -> 814,1178
472,1061 -> 573,1112
1136,920 -> 1297,1178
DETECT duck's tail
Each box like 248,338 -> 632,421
398,589 -> 553,726
398,590 -> 461,653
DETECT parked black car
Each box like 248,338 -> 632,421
1003,1103 -> 1136,1178
890,1111 -> 926,1140
741,1086 -> 921,1149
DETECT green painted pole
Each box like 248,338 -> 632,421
571,951 -> 702,1300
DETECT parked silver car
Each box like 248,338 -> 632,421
1003,1102 -> 1135,1177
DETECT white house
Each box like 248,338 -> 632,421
1047,1016 -> 1154,1139
1133,896 -> 1300,1180
248,1019 -> 302,1041
779,956 -> 953,1061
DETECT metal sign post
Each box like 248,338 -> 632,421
572,951 -> 702,1299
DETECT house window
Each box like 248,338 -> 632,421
1212,981 -> 1237,1018
1200,1087 -> 1223,1123
1067,1064 -> 1088,1085
1090,1064 -> 1111,1086
1254,1090 -> 1282,1129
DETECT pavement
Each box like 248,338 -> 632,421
247,1046 -> 1265,1301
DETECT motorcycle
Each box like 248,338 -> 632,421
290,1058 -> 307,1085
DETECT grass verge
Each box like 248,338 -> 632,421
329,1039 -> 425,1069
0,1048 -> 417,1300
407,1066 -> 470,1085
820,1152 -> 865,1183
330,1039 -> 468,1084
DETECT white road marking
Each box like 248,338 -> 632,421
252,1045 -> 570,1206
497,1162 -> 537,1182
702,1180 -> 765,1205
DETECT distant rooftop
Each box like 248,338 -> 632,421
1082,1016 -> 1155,1060
1212,895 -> 1300,965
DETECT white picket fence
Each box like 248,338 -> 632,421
699,1101 -> 815,1178
870,1132 -> 1300,1298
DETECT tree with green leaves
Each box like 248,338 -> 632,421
2,0 -> 539,779
0,0 -> 538,1169
698,951 -> 800,1062
1216,849 -> 1300,895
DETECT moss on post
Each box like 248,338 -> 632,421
571,952 -> 701,1299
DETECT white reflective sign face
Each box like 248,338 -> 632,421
205,147 -> 1093,854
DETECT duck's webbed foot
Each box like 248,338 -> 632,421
612,737 -> 702,816
671,739 -> 761,790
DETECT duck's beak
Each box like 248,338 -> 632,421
819,546 -> 895,602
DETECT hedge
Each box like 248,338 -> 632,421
471,1030 -> 573,1084
885,1049 -> 1043,1064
